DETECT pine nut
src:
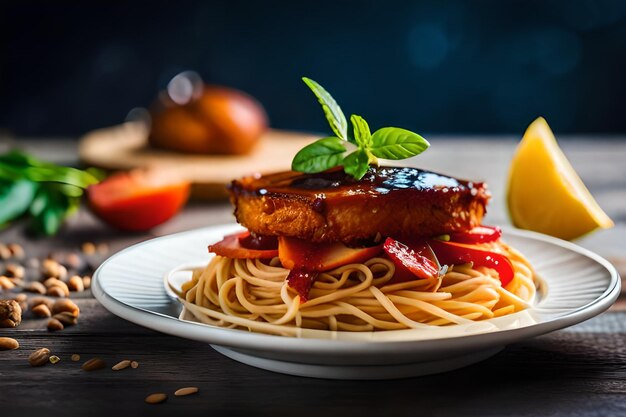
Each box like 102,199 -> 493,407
130,360 -> 139,369
112,359 -> 131,371
52,299 -> 80,317
0,337 -> 19,350
53,312 -> 77,326
46,286 -> 66,298
174,387 -> 199,397
71,354 -> 81,362
82,358 -> 105,371
145,393 -> 167,404
32,303 -> 52,318
47,318 -> 64,331
68,275 -> 84,292
24,281 -> 46,295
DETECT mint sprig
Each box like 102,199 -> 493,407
292,77 -> 430,180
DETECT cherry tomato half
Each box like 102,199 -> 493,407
87,169 -> 190,231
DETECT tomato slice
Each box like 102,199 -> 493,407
286,268 -> 318,302
383,238 -> 439,281
278,236 -> 382,271
428,239 -> 514,286
449,226 -> 502,244
209,231 -> 278,259
87,169 -> 190,231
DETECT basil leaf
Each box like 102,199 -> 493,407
370,127 -> 430,160
343,149 -> 370,180
350,114 -> 371,148
292,137 -> 346,173
302,77 -> 348,141
0,180 -> 37,224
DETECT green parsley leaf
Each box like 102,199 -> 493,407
292,137 -> 346,173
343,149 -> 370,180
302,77 -> 348,141
370,127 -> 430,160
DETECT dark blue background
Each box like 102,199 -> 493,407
2,0 -> 626,137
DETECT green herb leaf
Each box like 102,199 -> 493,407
292,137 -> 346,173
350,114 -> 371,148
30,185 -> 72,236
370,127 -> 430,160
302,77 -> 348,141
343,149 -> 370,180
0,180 -> 38,224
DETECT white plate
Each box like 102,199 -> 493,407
92,224 -> 620,379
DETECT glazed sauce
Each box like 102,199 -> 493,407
231,166 -> 481,201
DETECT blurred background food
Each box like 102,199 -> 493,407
148,73 -> 267,155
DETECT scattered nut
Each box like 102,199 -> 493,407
0,299 -> 22,328
81,242 -> 96,255
13,293 -> 28,311
0,245 -> 11,260
112,359 -> 131,371
82,358 -> 105,371
145,393 -> 167,404
32,303 -> 52,318
49,355 -> 60,364
28,348 -> 51,366
42,259 -> 61,278
174,387 -> 199,397
46,286 -> 66,298
52,299 -> 80,317
82,276 -> 92,289
14,293 -> 27,302
30,297 -> 54,310
71,353 -> 81,362
8,243 -> 25,259
68,275 -> 85,292
0,276 -> 15,290
0,337 -> 19,350
47,318 -> 64,331
9,278 -> 24,287
56,265 -> 68,281
131,360 -> 139,369
26,257 -> 40,269
43,278 -> 69,295
53,312 -> 78,326
64,253 -> 83,269
5,264 -> 24,279
24,281 -> 47,295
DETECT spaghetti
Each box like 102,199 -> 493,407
172,241 -> 536,335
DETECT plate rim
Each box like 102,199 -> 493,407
93,225 -> 621,356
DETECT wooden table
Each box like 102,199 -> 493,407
1,137 -> 625,416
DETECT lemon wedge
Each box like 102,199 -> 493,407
507,117 -> 613,240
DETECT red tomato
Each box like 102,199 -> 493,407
87,169 -> 190,231
209,231 -> 278,259
383,238 -> 439,282
278,236 -> 382,271
449,226 -> 502,244
428,239 -> 514,286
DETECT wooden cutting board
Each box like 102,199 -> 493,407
78,122 -> 317,199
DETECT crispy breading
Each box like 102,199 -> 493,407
229,167 -> 490,244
